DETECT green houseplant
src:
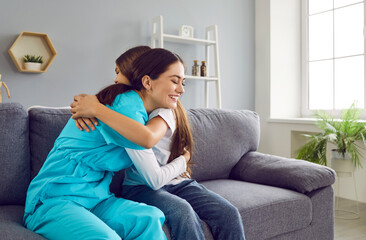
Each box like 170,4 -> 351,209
23,54 -> 44,64
296,103 -> 366,168
23,55 -> 44,71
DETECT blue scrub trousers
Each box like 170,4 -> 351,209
24,197 -> 166,240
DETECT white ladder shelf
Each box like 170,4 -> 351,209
151,16 -> 222,109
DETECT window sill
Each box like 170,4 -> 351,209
268,117 -> 366,125
267,117 -> 316,125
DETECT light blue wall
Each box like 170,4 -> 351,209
0,0 -> 254,110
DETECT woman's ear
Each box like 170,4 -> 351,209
141,75 -> 152,90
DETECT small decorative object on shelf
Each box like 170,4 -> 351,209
0,74 -> 11,103
179,25 -> 194,38
23,54 -> 44,71
8,31 -> 57,73
192,60 -> 200,76
200,61 -> 207,76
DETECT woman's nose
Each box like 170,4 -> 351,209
177,83 -> 185,94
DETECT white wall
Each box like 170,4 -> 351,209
255,0 -> 366,203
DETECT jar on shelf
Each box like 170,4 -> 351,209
200,61 -> 207,77
192,60 -> 200,76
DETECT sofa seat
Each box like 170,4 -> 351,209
201,179 -> 312,239
0,205 -> 46,240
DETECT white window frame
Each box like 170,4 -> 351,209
301,0 -> 366,117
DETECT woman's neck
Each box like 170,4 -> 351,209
136,90 -> 154,115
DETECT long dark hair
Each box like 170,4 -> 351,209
96,46 -> 151,106
96,48 -> 183,106
129,48 -> 184,90
169,100 -> 194,177
116,46 -> 151,82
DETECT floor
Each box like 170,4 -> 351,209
334,197 -> 366,240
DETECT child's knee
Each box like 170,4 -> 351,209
168,201 -> 197,222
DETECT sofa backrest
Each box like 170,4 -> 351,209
0,103 -> 30,205
188,109 -> 260,182
1,105 -> 260,202
28,106 -> 72,179
27,106 -> 128,197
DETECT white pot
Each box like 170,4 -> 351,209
24,62 -> 42,71
330,149 -> 355,173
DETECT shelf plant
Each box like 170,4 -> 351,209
296,103 -> 366,168
23,55 -> 44,64
23,55 -> 44,71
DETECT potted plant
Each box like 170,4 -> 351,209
296,103 -> 366,171
23,54 -> 44,71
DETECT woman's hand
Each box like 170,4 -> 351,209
70,94 -> 100,131
70,94 -> 101,119
74,117 -> 99,132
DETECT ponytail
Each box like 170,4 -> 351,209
96,84 -> 133,106
168,100 -> 194,177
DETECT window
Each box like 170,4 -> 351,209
302,0 -> 365,115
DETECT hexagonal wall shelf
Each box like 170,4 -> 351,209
8,31 -> 57,73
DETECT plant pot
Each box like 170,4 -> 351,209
24,62 -> 42,71
331,149 -> 355,173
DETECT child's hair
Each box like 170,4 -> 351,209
96,83 -> 133,106
96,46 -> 151,106
169,100 -> 194,177
116,46 -> 151,81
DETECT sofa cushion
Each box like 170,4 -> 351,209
188,109 -> 260,182
201,179 -> 312,240
231,152 -> 336,193
28,106 -> 72,179
0,205 -> 46,239
0,103 -> 30,205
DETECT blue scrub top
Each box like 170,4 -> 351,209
24,90 -> 147,216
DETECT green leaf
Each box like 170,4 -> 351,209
23,54 -> 44,63
297,102 -> 364,168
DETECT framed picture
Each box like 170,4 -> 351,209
179,25 -> 194,38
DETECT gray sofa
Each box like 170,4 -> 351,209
0,102 -> 336,240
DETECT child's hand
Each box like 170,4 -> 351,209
183,148 -> 191,163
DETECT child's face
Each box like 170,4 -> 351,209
114,65 -> 130,85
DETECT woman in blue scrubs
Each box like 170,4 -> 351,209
23,47 -> 187,240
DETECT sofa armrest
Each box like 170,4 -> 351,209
230,151 -> 336,193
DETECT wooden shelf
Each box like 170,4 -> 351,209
185,75 -> 218,81
151,15 -> 222,108
8,31 -> 57,73
160,34 -> 216,45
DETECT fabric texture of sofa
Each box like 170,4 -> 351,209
0,102 -> 336,240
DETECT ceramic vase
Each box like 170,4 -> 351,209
331,149 -> 354,173
24,62 -> 42,71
